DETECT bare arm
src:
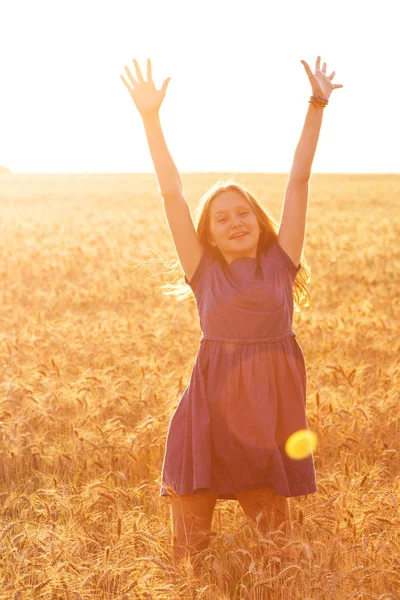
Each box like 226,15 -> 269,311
121,58 -> 183,196
278,102 -> 323,267
278,56 -> 343,268
288,101 -> 324,182
143,112 -> 204,280
121,58 -> 203,280
141,113 -> 183,196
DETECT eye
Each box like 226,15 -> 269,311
241,212 -> 249,216
217,218 -> 227,223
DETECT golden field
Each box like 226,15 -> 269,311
0,172 -> 399,599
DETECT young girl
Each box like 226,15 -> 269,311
121,56 -> 343,565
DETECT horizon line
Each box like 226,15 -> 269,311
2,171 -> 400,176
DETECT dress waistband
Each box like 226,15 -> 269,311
200,331 -> 296,345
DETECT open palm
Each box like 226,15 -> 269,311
301,56 -> 343,101
121,58 -> 171,118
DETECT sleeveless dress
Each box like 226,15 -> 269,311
160,239 -> 318,499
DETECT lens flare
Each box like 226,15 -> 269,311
285,429 -> 317,460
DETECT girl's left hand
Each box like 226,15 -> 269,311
301,56 -> 343,101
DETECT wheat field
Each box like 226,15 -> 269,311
0,173 -> 399,599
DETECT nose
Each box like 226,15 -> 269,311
232,215 -> 243,226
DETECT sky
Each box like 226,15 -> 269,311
0,0 -> 399,174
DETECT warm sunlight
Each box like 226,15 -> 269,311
0,0 -> 398,174
1,3 -> 399,596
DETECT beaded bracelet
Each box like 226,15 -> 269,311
309,94 -> 329,108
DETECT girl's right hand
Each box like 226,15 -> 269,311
121,58 -> 171,119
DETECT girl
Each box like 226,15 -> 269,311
121,56 -> 343,565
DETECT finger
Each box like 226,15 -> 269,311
333,84 -> 343,89
147,58 -> 153,82
301,60 -> 313,78
133,58 -> 145,83
124,66 -> 139,87
160,77 -> 172,96
328,71 -> 336,80
322,62 -> 327,73
120,74 -> 133,91
315,56 -> 321,71
301,60 -> 309,71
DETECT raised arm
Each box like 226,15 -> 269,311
121,58 -> 203,282
278,56 -> 343,268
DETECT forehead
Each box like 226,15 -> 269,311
210,190 -> 250,215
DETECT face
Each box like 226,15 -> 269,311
208,190 -> 261,264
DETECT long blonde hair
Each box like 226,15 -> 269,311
160,180 -> 311,312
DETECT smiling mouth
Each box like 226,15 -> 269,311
230,232 -> 248,239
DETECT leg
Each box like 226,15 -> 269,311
170,490 -> 218,568
236,487 -> 300,559
236,487 -> 292,537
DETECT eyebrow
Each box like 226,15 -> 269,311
214,204 -> 250,217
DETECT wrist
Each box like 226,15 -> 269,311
309,94 -> 329,109
142,111 -> 160,123
308,102 -> 325,112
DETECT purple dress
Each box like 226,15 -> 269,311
160,240 -> 317,499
